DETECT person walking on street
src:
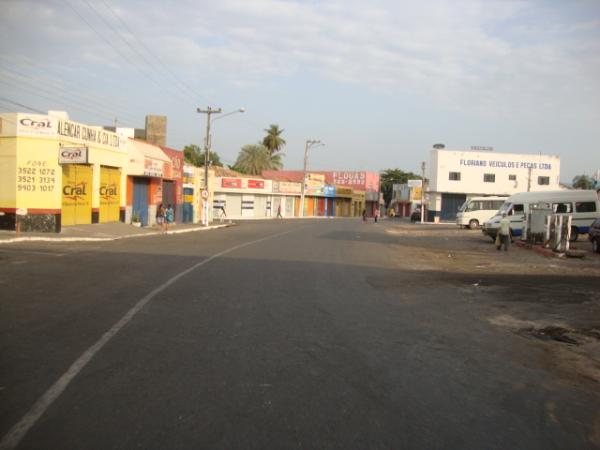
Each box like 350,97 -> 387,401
156,204 -> 166,232
276,204 -> 283,219
497,212 -> 511,251
374,208 -> 380,223
165,204 -> 174,231
362,209 -> 367,222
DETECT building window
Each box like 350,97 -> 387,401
538,176 -> 550,185
508,174 -> 516,181
449,172 -> 461,181
483,173 -> 495,183
575,202 -> 597,213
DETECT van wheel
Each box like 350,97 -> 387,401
569,226 -> 578,242
468,219 -> 479,229
593,238 -> 599,253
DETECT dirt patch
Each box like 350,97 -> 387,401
488,314 -> 600,384
523,326 -> 579,345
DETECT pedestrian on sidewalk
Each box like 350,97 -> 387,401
497,212 -> 511,251
374,208 -> 380,223
165,204 -> 174,231
362,209 -> 367,222
276,204 -> 283,218
156,204 -> 166,231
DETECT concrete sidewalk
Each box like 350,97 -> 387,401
0,221 -> 233,244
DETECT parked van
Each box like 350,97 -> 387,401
456,196 -> 508,229
482,190 -> 600,241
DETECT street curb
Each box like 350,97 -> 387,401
0,223 -> 234,244
515,240 -> 564,258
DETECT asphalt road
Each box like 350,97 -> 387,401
1,219 -> 599,449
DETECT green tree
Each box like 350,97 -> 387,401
380,168 -> 422,207
183,144 -> 222,167
232,144 -> 283,175
572,174 -> 595,190
262,124 -> 286,155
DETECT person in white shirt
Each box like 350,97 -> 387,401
497,212 -> 511,251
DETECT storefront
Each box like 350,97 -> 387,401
0,112 -> 127,232
263,170 -> 380,217
126,138 -> 172,226
334,187 -> 353,217
272,181 -> 300,217
214,176 -> 273,219
160,147 -> 184,223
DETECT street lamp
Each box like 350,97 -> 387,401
300,139 -> 324,217
197,106 -> 245,226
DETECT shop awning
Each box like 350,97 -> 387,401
127,138 -> 172,178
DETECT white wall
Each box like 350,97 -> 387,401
430,149 -> 561,195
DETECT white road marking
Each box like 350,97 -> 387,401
0,226 -> 304,450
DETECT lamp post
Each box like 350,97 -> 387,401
197,107 -> 245,225
300,139 -> 323,217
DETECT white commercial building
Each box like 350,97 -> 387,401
427,147 -> 561,221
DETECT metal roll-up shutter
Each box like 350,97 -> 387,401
62,164 -> 93,226
100,166 -> 121,223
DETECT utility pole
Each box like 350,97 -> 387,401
420,161 -> 426,223
300,139 -> 321,217
197,107 -> 222,225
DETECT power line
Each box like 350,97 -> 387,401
0,69 -> 140,125
0,96 -> 47,114
72,0 -> 200,108
0,55 -> 145,122
61,0 -> 192,108
98,0 -> 209,105
0,78 -> 126,124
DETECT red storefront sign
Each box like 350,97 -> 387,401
247,179 -> 264,189
222,178 -> 242,188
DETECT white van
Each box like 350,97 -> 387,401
456,196 -> 508,229
482,190 -> 600,241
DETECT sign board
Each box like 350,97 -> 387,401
201,190 -> 209,199
306,173 -> 325,183
248,179 -> 265,189
59,146 -> 88,164
410,187 -> 422,200
222,178 -> 242,188
407,179 -> 422,188
16,208 -> 28,216
143,158 -> 164,177
471,146 -> 494,151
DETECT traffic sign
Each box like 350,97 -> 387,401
201,190 -> 209,199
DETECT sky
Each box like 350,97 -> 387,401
1,0 -> 599,182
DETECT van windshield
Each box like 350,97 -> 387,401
458,201 -> 469,212
497,202 -> 511,215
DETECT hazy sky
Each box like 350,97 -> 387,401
1,0 -> 599,182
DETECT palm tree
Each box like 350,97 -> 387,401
233,144 -> 283,175
572,174 -> 595,190
262,124 -> 286,155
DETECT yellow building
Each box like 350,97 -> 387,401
0,112 -> 128,232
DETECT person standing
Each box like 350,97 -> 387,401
165,204 -> 174,231
497,212 -> 511,251
362,209 -> 367,222
374,208 -> 380,223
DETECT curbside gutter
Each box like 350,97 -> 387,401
0,224 -> 234,245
